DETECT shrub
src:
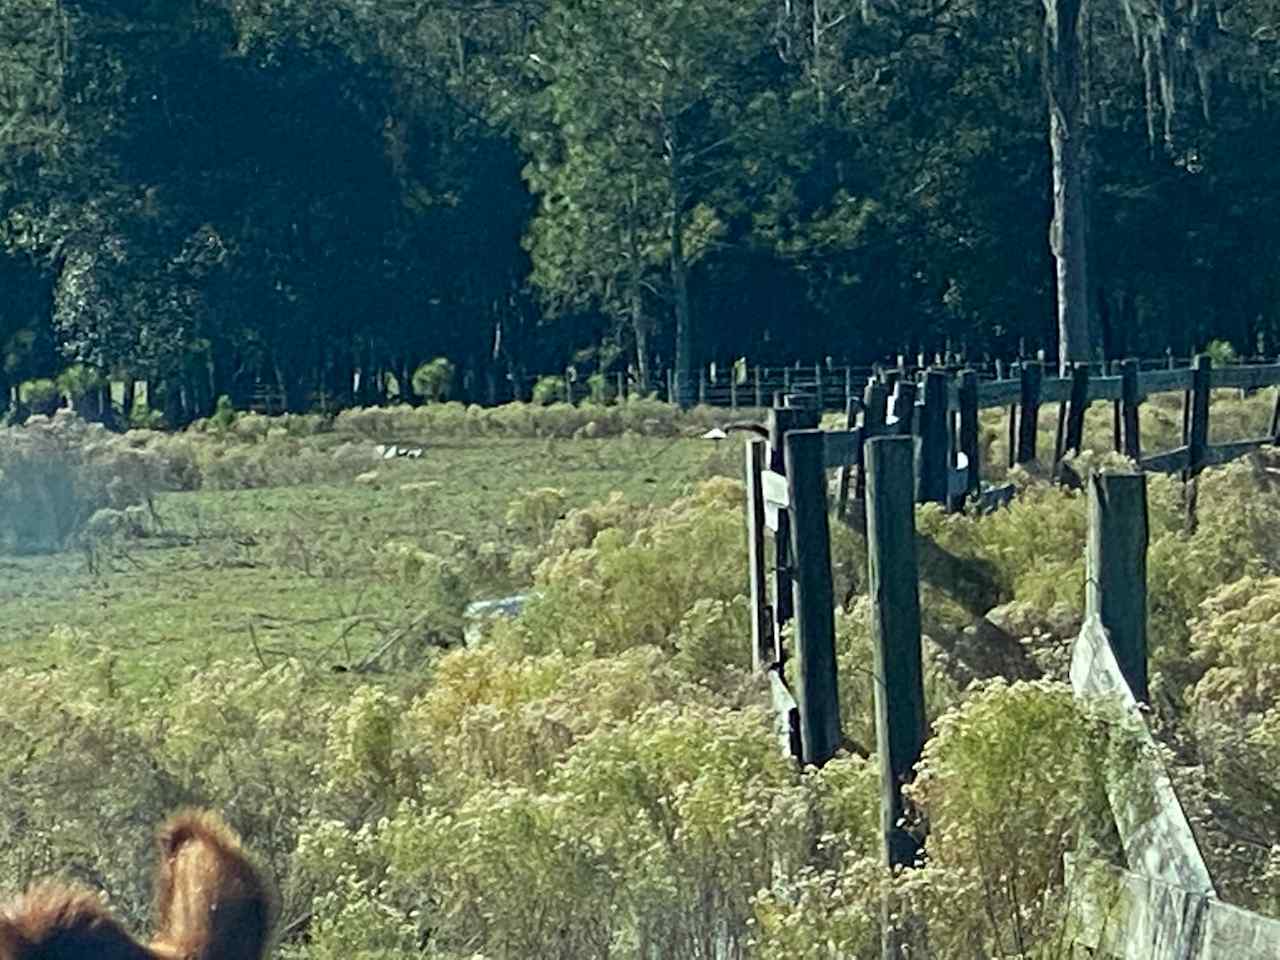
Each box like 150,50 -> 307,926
531,375 -> 567,406
0,665 -> 177,928
19,377 -> 61,416
211,394 -> 237,430
411,357 -> 456,403
906,679 -> 1113,956
503,478 -> 747,659
0,412 -> 170,553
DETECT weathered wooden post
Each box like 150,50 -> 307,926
698,367 -> 708,406
1120,358 -> 1141,460
1017,360 -> 1043,463
1087,472 -> 1149,703
1063,362 -> 1091,457
845,366 -> 854,412
784,366 -> 792,394
893,380 -> 917,438
753,366 -> 763,408
815,362 -> 825,411
745,438 -> 773,671
785,429 -> 843,766
917,369 -> 949,504
849,380 -> 888,524
768,404 -> 821,658
730,370 -> 738,410
836,396 -> 859,516
958,369 -> 980,499
667,368 -> 676,406
1187,354 -> 1211,479
1007,362 -> 1019,469
865,436 -> 927,871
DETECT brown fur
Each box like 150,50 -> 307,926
0,810 -> 274,960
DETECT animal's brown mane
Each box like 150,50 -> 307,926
0,810 -> 274,960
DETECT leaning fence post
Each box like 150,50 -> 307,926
745,438 -> 773,672
1087,471 -> 1150,703
1187,354 -> 1211,478
784,429 -> 842,767
865,436 -> 927,870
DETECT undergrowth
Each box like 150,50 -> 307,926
2,396 -> 1280,956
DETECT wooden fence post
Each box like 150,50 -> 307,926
1120,358 -> 1141,460
745,439 -> 773,672
754,366 -> 764,408
1187,354 -> 1211,479
958,369 -> 980,499
893,380 -> 918,438
836,396 -> 859,517
730,371 -> 738,410
845,366 -> 854,412
1063,362 -> 1091,457
1087,472 -> 1150,703
1017,360 -> 1042,463
865,436 -> 927,869
815,363 -> 825,411
698,367 -> 707,406
785,429 -> 843,767
1007,362 -> 1018,469
851,380 -> 888,524
768,405 -> 821,659
918,370 -> 949,504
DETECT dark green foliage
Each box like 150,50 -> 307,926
0,0 -> 1275,406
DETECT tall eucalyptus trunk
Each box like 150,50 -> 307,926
1044,0 -> 1092,374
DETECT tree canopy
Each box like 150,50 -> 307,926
0,0 -> 1277,420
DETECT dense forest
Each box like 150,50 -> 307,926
0,0 -> 1277,422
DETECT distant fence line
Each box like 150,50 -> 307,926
231,351 -> 1276,415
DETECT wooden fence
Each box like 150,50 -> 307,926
743,417 -> 1280,957
745,355 -> 1280,522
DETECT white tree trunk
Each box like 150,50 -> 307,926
1045,0 -> 1092,375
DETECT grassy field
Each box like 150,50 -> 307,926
3,386 -> 1274,690
3,395 -> 1280,958
0,433 -> 737,691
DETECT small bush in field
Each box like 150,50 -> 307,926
0,412 -> 170,553
531,375 -> 567,406
411,357 -> 456,402
503,486 -> 568,544
906,679 -> 1114,956
502,478 -> 747,659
